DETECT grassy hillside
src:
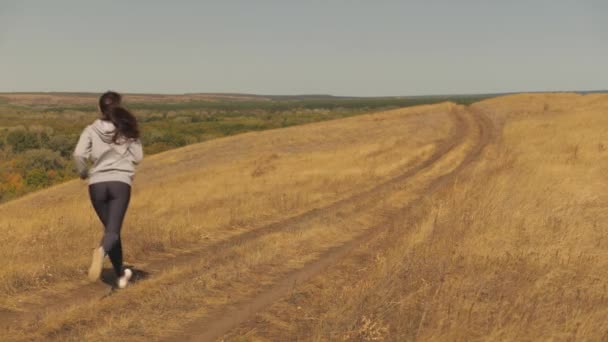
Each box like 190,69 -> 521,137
223,93 -> 608,341
0,92 -> 493,202
1,93 -> 607,341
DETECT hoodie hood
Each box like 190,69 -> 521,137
91,119 -> 116,144
90,119 -> 129,155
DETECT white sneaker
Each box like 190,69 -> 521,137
118,268 -> 133,289
88,246 -> 105,282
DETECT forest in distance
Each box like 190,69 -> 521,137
0,92 -> 503,202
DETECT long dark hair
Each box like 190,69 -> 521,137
99,91 -> 121,115
107,106 -> 140,143
98,91 -> 140,143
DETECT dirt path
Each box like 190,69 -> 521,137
1,106 -> 492,342
0,108 -> 466,333
166,107 -> 494,341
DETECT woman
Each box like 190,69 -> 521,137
73,91 -> 143,289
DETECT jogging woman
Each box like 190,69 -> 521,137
73,91 -> 143,289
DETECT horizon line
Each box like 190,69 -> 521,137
0,89 -> 606,99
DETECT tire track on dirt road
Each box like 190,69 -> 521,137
166,107 -> 494,342
0,106 -> 468,335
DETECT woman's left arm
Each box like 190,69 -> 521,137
127,139 -> 144,165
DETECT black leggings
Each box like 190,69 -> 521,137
88,181 -> 131,277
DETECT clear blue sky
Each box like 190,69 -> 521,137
1,1 -> 606,96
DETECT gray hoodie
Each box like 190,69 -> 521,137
73,119 -> 144,185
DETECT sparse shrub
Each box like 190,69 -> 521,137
46,134 -> 75,158
6,129 -> 40,152
25,168 -> 50,188
17,148 -> 64,171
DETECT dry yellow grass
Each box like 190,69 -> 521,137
220,93 -> 608,341
0,102 -> 457,341
0,103 -> 450,294
1,93 -> 607,341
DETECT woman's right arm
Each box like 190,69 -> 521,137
73,127 -> 92,179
